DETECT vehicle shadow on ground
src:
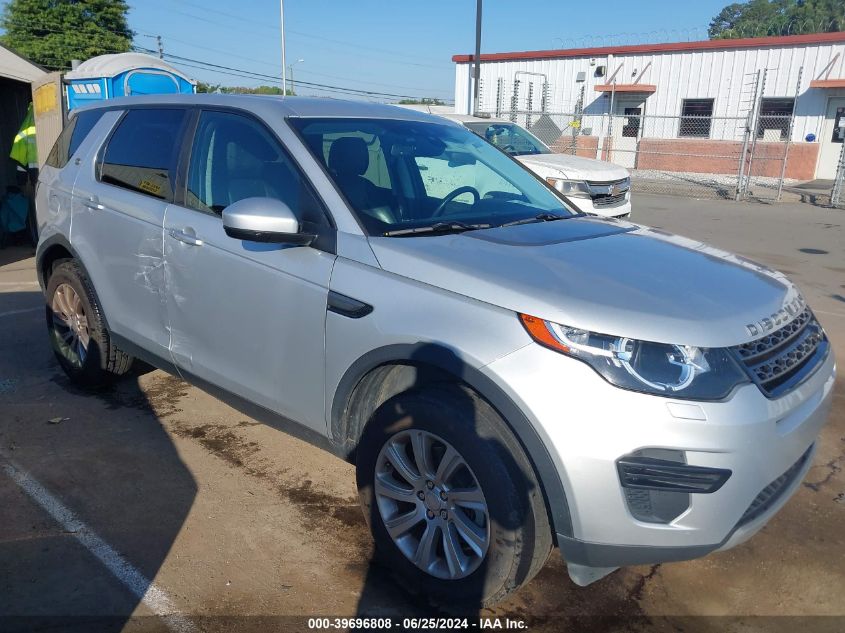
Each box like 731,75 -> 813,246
0,290 -> 197,633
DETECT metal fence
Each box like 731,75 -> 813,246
485,109 -> 800,201
832,142 -> 845,209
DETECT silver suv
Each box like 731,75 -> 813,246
35,95 -> 835,606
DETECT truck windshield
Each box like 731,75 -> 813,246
463,122 -> 551,156
290,117 -> 574,236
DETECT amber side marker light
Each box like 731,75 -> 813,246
519,313 -> 570,353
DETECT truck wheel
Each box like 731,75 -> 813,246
356,384 -> 552,608
45,260 -> 133,387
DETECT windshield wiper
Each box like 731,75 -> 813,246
499,212 -> 575,228
383,221 -> 491,237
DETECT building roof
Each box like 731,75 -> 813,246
452,31 -> 845,63
65,52 -> 194,83
0,43 -> 46,83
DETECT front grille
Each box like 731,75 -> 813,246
593,192 -> 627,207
731,307 -> 828,397
587,179 -> 629,208
737,445 -> 812,527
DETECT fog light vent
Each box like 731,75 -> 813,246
618,449 -> 729,524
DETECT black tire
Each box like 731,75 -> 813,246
45,260 -> 133,387
356,384 -> 553,609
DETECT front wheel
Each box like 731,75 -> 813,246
356,385 -> 552,608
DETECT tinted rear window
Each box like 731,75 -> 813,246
100,109 -> 187,201
45,109 -> 105,169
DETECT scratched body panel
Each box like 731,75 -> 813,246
69,109 -> 172,357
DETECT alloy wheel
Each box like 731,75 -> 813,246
374,429 -> 490,580
50,283 -> 90,367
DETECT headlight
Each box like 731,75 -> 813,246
520,314 -> 749,400
546,177 -> 591,198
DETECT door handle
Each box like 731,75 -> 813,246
169,228 -> 203,246
83,195 -> 104,210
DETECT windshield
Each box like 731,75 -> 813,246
464,121 -> 551,156
290,117 -> 574,236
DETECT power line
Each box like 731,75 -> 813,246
156,50 -> 447,100
163,0 -> 449,66
3,16 -> 452,101
139,30 -> 452,95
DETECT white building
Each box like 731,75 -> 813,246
453,32 -> 845,180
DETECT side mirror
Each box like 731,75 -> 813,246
222,197 -> 315,245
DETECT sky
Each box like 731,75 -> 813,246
5,0 -> 734,101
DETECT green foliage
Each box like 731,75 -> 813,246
397,97 -> 446,105
709,0 -> 844,39
0,0 -> 133,70
196,84 -> 295,96
195,81 -> 221,94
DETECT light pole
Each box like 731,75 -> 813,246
473,0 -> 482,115
280,0 -> 287,95
288,58 -> 305,95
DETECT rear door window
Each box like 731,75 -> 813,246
45,109 -> 105,168
99,108 -> 187,201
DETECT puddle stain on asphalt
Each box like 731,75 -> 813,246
798,248 -> 829,255
803,444 -> 845,492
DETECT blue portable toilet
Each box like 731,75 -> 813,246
64,52 -> 195,111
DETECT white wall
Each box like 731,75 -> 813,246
454,40 -> 845,143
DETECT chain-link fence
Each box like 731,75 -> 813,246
485,109 -> 803,201
831,142 -> 845,209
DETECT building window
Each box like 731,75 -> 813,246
679,99 -> 714,138
757,98 -> 794,141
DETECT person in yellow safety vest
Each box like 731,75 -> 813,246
10,103 -> 38,185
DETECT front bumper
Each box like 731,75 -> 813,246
568,192 -> 632,218
483,341 -> 835,569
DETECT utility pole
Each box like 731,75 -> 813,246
473,0 -> 482,115
288,58 -> 304,96
157,35 -> 163,59
280,0 -> 287,96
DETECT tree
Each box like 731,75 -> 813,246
0,0 -> 133,70
196,81 -> 222,94
709,0 -> 844,39
211,85 -> 295,96
397,97 -> 446,105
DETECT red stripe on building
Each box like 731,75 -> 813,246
452,31 -> 845,63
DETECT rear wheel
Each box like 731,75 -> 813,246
356,385 -> 552,608
46,260 -> 133,387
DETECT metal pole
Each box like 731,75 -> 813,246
776,66 -> 802,201
831,141 -> 845,207
744,69 -> 767,198
735,70 -> 760,200
280,0 -> 287,96
473,0 -> 482,115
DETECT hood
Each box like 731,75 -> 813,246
517,153 -> 628,182
368,217 -> 800,348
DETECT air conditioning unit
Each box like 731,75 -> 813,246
576,71 -> 586,83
